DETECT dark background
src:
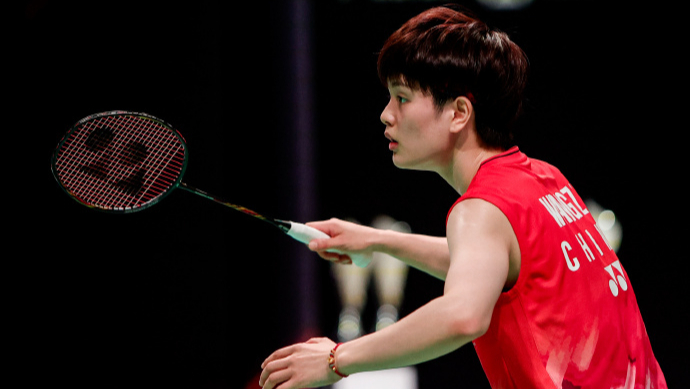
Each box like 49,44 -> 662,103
15,0 -> 685,388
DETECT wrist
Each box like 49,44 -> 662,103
369,228 -> 397,254
328,343 -> 349,378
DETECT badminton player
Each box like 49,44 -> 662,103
259,6 -> 667,389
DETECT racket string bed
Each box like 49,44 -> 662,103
134,117 -> 185,206
85,115 -> 139,208
58,115 -> 132,208
54,113 -> 186,211
60,116 -> 135,209
56,121 -> 112,206
107,115 -> 165,206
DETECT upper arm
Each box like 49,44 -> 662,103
443,198 -> 518,333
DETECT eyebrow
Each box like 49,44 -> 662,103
388,81 -> 413,93
387,75 -> 411,87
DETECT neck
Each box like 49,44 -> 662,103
438,143 -> 504,195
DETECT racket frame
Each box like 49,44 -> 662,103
51,110 -> 188,214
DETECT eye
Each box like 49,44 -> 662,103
396,95 -> 409,104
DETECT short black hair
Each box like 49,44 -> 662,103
377,6 -> 529,150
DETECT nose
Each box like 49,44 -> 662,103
380,101 -> 394,127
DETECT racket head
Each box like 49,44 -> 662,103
51,111 -> 188,213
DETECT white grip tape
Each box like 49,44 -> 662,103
286,222 -> 371,268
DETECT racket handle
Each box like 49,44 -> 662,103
286,222 -> 372,268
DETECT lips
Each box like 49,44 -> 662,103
385,132 -> 398,151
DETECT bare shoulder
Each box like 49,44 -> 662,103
446,198 -> 520,289
447,198 -> 511,233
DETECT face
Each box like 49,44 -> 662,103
381,82 -> 455,172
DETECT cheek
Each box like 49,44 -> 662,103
400,111 -> 432,138
406,115 -> 446,145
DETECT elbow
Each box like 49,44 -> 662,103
473,318 -> 490,339
448,311 -> 491,341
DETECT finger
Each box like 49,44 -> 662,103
308,238 -> 334,252
311,248 -> 338,260
261,365 -> 292,389
308,237 -> 353,256
261,344 -> 296,369
313,250 -> 353,265
259,357 -> 289,388
334,255 -> 353,265
305,219 -> 336,231
305,336 -> 329,344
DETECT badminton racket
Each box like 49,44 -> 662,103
51,110 -> 371,267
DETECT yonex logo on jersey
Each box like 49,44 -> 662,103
604,260 -> 628,296
538,186 -> 589,228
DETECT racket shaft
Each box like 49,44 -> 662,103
177,181 -> 286,229
178,182 -> 370,267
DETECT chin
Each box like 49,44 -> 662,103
392,156 -> 425,171
391,155 -> 408,169
393,152 -> 443,173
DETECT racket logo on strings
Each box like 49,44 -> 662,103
79,124 -> 149,195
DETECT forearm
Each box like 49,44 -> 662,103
373,229 -> 450,280
334,295 -> 482,375
306,218 -> 450,279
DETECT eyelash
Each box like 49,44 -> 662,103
384,92 -> 409,105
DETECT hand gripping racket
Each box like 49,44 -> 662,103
51,111 -> 371,267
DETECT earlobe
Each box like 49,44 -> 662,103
449,96 -> 473,134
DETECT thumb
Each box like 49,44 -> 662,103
308,238 -> 336,252
308,238 -> 355,266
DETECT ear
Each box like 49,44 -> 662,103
449,96 -> 474,134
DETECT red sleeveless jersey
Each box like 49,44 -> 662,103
448,147 -> 666,389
